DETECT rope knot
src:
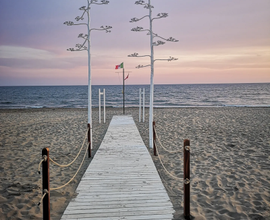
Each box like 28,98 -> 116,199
185,146 -> 190,151
184,178 -> 190,185
38,155 -> 48,174
43,155 -> 47,161
37,189 -> 48,206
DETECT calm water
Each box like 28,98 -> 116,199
0,83 -> 269,109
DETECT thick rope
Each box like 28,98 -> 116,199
37,189 -> 48,206
49,129 -> 88,168
154,126 -> 182,154
155,139 -> 183,181
38,155 -> 47,174
50,140 -> 88,191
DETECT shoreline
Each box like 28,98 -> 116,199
1,105 -> 270,111
0,107 -> 270,220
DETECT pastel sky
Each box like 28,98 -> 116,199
0,0 -> 269,86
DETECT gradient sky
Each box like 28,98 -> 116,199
0,0 -> 269,86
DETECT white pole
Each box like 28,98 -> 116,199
103,88 -> 106,123
139,88 -> 141,122
99,89 -> 101,124
143,88 -> 145,122
149,0 -> 154,148
87,4 -> 93,149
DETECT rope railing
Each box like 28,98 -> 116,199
50,142 -> 88,191
38,127 -> 91,220
49,129 -> 88,168
153,121 -> 191,218
154,138 -> 183,181
154,125 -> 182,154
152,122 -> 182,180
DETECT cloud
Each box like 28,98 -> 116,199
0,45 -> 88,70
167,46 -> 270,70
0,46 -> 55,60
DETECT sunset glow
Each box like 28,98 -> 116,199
0,0 -> 269,86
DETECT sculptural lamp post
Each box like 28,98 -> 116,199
64,0 -> 111,156
128,0 -> 178,148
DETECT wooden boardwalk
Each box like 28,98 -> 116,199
61,115 -> 174,220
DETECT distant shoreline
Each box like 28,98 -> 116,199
1,105 -> 270,112
1,82 -> 270,87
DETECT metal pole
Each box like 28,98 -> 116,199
149,0 -> 154,148
42,148 -> 50,220
139,88 -> 141,122
183,139 -> 190,218
143,88 -> 145,122
99,89 -> 101,124
103,89 -> 106,123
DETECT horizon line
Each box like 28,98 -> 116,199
0,82 -> 269,87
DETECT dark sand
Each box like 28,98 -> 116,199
0,107 -> 269,220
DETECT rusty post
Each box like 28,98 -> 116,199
153,121 -> 157,156
88,123 -> 91,158
183,139 -> 190,219
42,148 -> 50,220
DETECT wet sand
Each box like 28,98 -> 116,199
0,107 -> 269,220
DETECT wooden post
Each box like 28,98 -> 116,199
153,121 -> 157,156
42,148 -> 50,220
88,123 -> 91,158
183,139 -> 190,219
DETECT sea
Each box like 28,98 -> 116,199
0,83 -> 269,109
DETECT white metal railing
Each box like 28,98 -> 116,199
139,88 -> 145,122
99,89 -> 106,123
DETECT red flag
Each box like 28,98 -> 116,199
124,74 -> 129,81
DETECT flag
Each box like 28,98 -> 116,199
124,74 -> 129,81
115,62 -> 124,69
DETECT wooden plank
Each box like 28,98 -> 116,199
75,194 -> 171,200
68,198 -> 171,206
62,210 -> 174,219
64,208 -> 174,216
60,115 -> 174,219
76,187 -> 167,193
67,201 -> 172,209
61,214 -> 173,220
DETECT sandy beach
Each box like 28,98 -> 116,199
0,107 -> 269,220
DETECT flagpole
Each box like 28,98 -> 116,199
123,66 -> 125,115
